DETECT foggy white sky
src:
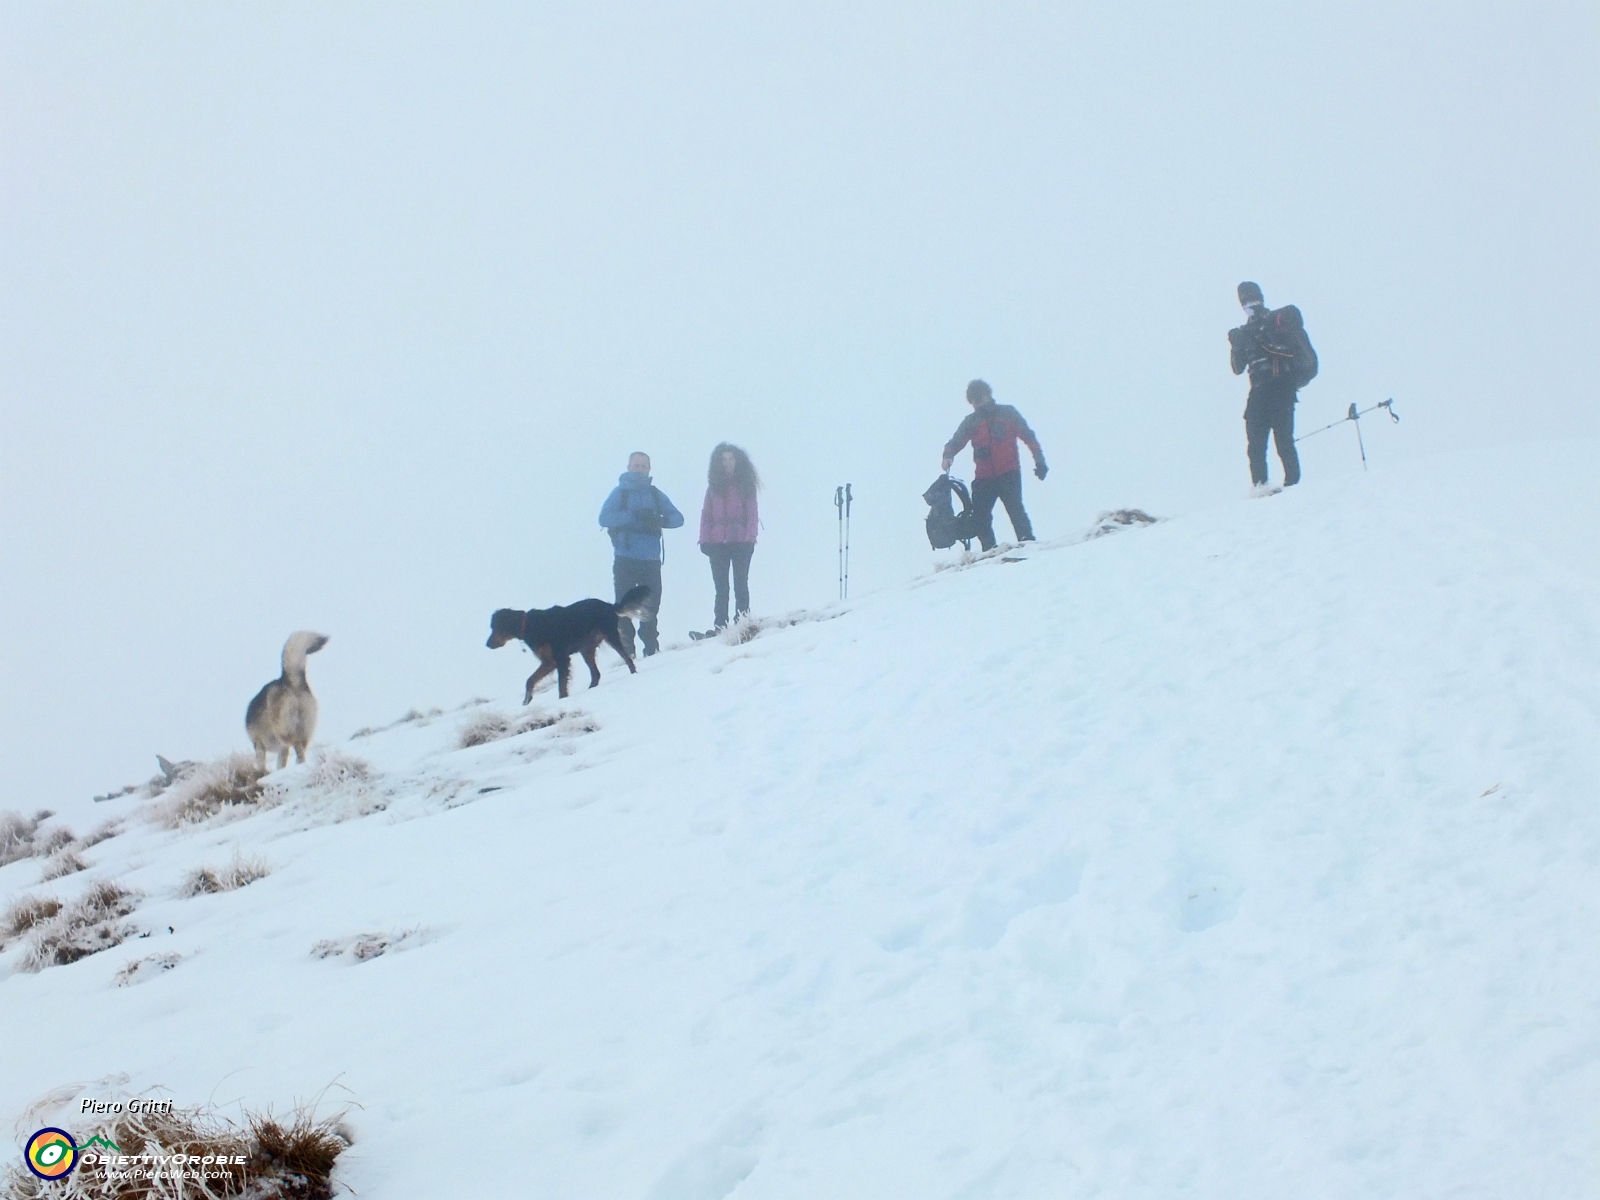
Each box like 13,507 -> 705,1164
3,3 -> 1596,804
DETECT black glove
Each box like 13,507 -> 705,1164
634,511 -> 663,534
1227,326 -> 1245,347
1034,462 -> 1048,481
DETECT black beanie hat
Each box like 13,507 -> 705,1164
1237,281 -> 1264,306
966,379 -> 993,403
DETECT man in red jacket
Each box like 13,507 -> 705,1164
941,379 -> 1048,550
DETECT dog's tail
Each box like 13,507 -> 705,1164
616,585 -> 653,619
281,630 -> 330,684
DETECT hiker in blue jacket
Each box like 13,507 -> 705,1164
599,451 -> 684,657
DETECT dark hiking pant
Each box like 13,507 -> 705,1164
971,469 -> 1034,550
613,556 -> 663,657
1245,387 -> 1301,487
705,542 -> 754,628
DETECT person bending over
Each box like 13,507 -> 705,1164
941,379 -> 1047,550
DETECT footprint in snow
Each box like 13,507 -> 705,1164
1168,873 -> 1244,932
646,1109 -> 763,1200
959,850 -> 1088,949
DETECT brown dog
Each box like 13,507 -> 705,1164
486,585 -> 651,701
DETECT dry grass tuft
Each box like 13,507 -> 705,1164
250,1109 -> 351,1190
20,880 -> 141,971
353,699 -> 484,740
715,609 -> 842,645
1,1099 -> 350,1198
302,748 -> 371,790
35,826 -> 77,857
151,755 -> 268,827
311,927 -> 423,962
262,748 -> 384,823
2,893 -> 63,942
114,952 -> 182,986
41,849 -> 89,880
931,542 -> 1024,572
180,852 -> 272,897
79,819 -> 124,848
182,867 -> 226,896
458,707 -> 560,748
1086,508 -> 1159,538
0,810 -> 41,866
80,880 -> 134,920
351,705 -> 447,739
92,782 -> 142,803
721,619 -> 765,645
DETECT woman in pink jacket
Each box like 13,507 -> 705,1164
698,443 -> 760,631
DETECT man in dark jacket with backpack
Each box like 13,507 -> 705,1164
1229,281 -> 1318,491
599,451 -> 684,657
941,379 -> 1048,550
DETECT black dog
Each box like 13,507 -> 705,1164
486,585 -> 653,702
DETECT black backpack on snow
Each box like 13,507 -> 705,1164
923,473 -> 979,550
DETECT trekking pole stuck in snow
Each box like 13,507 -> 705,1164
834,484 -> 853,599
1294,398 -> 1399,470
843,484 -> 852,600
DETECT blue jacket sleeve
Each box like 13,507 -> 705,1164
599,488 -> 628,529
657,491 -> 685,530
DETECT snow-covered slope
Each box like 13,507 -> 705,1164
5,442 -> 1599,1199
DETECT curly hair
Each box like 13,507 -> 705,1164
707,443 -> 760,495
